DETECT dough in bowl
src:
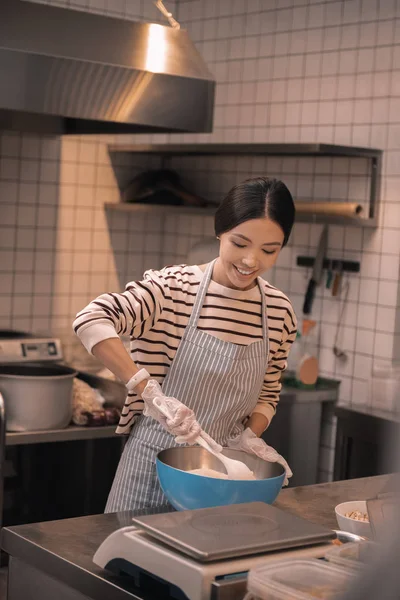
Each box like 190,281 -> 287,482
188,468 -> 229,479
188,468 -> 256,480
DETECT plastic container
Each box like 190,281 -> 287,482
247,558 -> 356,600
324,541 -> 378,571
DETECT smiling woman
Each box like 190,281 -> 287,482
213,179 -> 295,290
73,176 -> 297,512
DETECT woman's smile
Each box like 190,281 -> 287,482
213,217 -> 284,290
233,264 -> 259,280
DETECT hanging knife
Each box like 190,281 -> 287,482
303,225 -> 328,315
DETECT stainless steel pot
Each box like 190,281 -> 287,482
0,364 -> 77,431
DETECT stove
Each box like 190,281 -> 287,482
94,502 -> 336,600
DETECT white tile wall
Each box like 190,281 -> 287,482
153,1 -> 400,390
163,0 -> 400,481
1,0 -> 400,482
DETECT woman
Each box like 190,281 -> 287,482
73,177 -> 297,512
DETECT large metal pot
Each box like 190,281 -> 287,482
0,364 -> 77,431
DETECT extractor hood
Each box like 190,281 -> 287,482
0,0 -> 215,135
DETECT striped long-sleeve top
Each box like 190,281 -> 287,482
73,264 -> 297,434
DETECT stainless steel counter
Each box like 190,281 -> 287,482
280,374 -> 339,404
6,425 -> 118,446
275,473 -> 391,529
1,475 -> 391,600
336,401 -> 400,424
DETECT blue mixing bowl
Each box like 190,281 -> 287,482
156,446 -> 285,511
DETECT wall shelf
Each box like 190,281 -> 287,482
294,213 -> 378,228
108,142 -> 381,158
104,202 -> 378,228
104,203 -> 378,227
108,143 -> 383,227
104,202 -> 216,217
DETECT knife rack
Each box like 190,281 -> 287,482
296,257 -> 360,273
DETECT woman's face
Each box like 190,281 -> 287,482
213,218 -> 284,290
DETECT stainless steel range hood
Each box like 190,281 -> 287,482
0,0 -> 215,135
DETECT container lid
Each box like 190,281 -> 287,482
247,559 -> 356,600
325,541 -> 378,570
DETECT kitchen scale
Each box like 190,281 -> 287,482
94,502 -> 337,600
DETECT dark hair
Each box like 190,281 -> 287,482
214,177 -> 295,247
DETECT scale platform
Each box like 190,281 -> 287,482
94,502 -> 336,600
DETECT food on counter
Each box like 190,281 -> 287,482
72,378 -> 120,426
188,467 -> 256,480
344,510 -> 369,522
84,407 -> 120,427
72,378 -> 101,425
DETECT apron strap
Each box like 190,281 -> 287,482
187,259 -> 217,329
258,277 -> 269,359
258,277 -> 268,340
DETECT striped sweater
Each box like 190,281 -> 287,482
73,264 -> 297,434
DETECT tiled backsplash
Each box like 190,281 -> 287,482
1,0 -> 400,481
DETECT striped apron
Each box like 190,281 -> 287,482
105,259 -> 269,512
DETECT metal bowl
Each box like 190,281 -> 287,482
156,446 -> 285,511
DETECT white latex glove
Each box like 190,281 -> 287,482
227,428 -> 293,486
141,379 -> 202,444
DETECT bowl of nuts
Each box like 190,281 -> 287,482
335,501 -> 372,537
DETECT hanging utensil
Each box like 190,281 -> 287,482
303,225 -> 328,315
333,277 -> 350,361
326,260 -> 333,289
332,261 -> 343,297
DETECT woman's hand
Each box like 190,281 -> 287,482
227,428 -> 293,486
142,380 -> 201,444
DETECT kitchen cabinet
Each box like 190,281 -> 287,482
3,430 -> 125,528
334,404 -> 400,481
263,376 -> 339,487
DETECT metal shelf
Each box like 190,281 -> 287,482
108,142 -> 382,158
294,213 -> 378,228
105,202 -> 378,227
108,143 -> 382,227
105,202 -> 216,217
6,425 -> 118,446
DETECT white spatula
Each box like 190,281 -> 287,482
152,397 -> 255,480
